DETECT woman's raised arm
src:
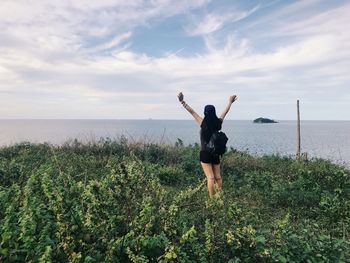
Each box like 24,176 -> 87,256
178,92 -> 203,125
219,95 -> 237,121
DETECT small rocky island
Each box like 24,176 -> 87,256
253,117 -> 278,123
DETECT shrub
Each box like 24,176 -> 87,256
0,139 -> 349,262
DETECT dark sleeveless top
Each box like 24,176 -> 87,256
200,118 -> 223,151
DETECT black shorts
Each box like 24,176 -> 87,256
200,150 -> 220,164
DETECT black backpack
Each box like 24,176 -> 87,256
205,131 -> 228,156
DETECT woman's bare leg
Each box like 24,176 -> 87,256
212,164 -> 222,191
201,162 -> 215,197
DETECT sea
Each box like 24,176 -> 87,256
0,120 -> 349,167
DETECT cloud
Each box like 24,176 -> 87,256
86,32 -> 133,54
0,0 -> 349,120
186,5 -> 260,36
0,0 -> 210,58
187,13 -> 224,35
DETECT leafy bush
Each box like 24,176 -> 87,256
0,139 -> 349,262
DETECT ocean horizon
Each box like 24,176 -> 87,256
1,119 -> 349,167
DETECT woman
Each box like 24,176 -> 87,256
177,92 -> 237,197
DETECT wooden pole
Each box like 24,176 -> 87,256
297,100 -> 301,158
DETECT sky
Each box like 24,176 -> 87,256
0,0 -> 349,120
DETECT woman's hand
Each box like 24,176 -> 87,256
178,92 -> 203,125
229,95 -> 237,104
178,92 -> 184,102
220,95 -> 237,120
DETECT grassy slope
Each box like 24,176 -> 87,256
0,138 -> 349,262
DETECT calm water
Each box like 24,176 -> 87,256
0,120 -> 349,167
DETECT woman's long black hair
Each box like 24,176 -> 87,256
200,105 -> 222,141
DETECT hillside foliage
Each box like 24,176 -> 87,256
0,137 -> 349,262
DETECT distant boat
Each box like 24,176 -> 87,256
253,117 -> 278,124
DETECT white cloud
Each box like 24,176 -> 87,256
86,32 -> 133,54
187,13 -> 225,35
186,5 -> 260,36
0,0 -> 349,120
0,0 -> 210,58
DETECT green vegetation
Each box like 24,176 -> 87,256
0,137 -> 349,262
253,118 -> 278,123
